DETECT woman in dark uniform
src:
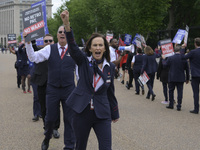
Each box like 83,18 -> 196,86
61,10 -> 119,150
141,46 -> 160,101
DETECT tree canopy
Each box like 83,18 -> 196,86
47,0 -> 200,48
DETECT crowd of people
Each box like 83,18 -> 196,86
4,9 -> 200,150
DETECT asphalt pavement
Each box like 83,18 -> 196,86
0,53 -> 200,150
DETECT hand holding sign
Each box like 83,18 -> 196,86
22,5 -> 45,42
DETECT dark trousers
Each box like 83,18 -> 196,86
146,73 -> 155,97
162,82 -> 169,101
45,85 -> 75,149
73,105 -> 112,150
16,67 -> 21,87
128,69 -> 134,87
168,82 -> 184,109
134,72 -> 144,93
37,83 -> 60,130
191,77 -> 200,112
31,82 -> 41,117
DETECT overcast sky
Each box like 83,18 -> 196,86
51,0 -> 63,17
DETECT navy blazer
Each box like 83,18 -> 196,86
182,48 -> 200,77
141,53 -> 160,74
65,30 -> 119,120
163,53 -> 189,82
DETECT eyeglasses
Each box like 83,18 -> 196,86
58,31 -> 65,34
44,39 -> 53,43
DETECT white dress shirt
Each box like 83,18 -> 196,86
25,42 -> 68,63
109,46 -> 117,62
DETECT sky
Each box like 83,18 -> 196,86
51,0 -> 63,17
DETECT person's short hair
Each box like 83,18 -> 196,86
137,48 -> 142,54
85,33 -> 110,62
44,34 -> 53,38
194,37 -> 200,46
110,38 -> 115,43
174,45 -> 181,52
144,46 -> 154,55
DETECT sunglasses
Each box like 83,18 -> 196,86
58,31 -> 65,34
44,39 -> 53,43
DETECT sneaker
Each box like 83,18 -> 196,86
161,101 -> 169,104
27,90 -> 32,93
23,91 -> 26,94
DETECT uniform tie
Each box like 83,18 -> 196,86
61,47 -> 65,59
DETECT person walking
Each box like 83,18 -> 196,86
141,46 -> 160,101
181,38 -> 200,114
131,48 -> 145,95
157,57 -> 170,104
24,26 -> 76,150
8,44 -> 21,88
18,42 -> 31,93
61,10 -> 119,150
30,35 -> 61,138
162,45 -> 190,111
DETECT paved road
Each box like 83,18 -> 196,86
0,53 -> 200,150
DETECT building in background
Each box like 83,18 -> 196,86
0,0 -> 53,48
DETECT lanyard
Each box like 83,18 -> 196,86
90,68 -> 104,110
93,68 -> 104,91
61,46 -> 68,59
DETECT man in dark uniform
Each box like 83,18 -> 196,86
24,26 -> 76,150
182,38 -> 200,114
31,35 -> 61,138
8,44 -> 21,88
162,45 -> 190,111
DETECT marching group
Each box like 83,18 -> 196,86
6,10 -> 200,150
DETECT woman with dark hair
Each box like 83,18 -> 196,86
141,46 -> 161,101
60,10 -> 119,150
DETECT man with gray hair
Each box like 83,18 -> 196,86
23,26 -> 76,150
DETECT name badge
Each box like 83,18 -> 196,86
106,79 -> 111,83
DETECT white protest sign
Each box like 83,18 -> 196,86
172,29 -> 186,44
138,71 -> 149,86
106,33 -> 113,43
160,39 -> 174,57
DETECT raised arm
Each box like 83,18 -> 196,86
60,10 -> 85,65
23,32 -> 50,63
8,44 -> 16,54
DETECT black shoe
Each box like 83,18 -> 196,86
135,92 -> 139,95
142,90 -> 145,95
177,108 -> 181,111
146,96 -> 150,99
121,80 -> 124,84
190,110 -> 199,114
166,106 -> 174,109
32,116 -> 39,122
53,129 -> 60,138
41,138 -> 49,150
125,84 -> 130,90
152,94 -> 156,101
18,84 -> 20,88
130,84 -> 133,87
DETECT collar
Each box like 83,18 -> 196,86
88,56 -> 110,68
109,46 -> 116,52
57,43 -> 68,49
